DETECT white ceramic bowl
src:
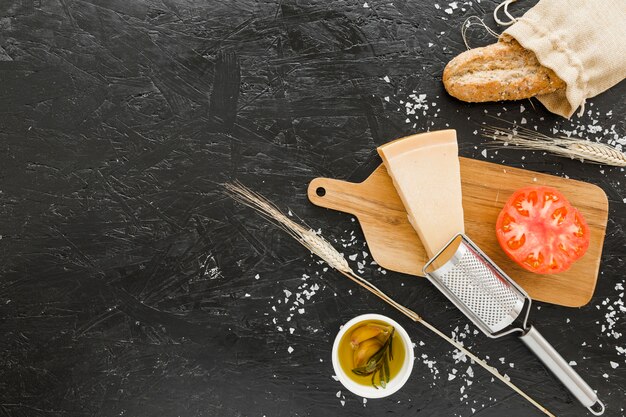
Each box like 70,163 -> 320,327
331,313 -> 414,398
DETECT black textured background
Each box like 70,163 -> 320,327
0,1 -> 624,416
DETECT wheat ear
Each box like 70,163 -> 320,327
224,181 -> 555,417
482,122 -> 626,167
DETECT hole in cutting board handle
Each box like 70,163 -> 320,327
316,187 -> 326,197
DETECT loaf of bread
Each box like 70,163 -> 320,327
443,35 -> 566,103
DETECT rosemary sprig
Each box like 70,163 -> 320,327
382,349 -> 390,388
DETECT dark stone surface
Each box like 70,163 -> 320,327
0,1 -> 624,416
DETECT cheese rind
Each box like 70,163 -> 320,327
377,130 -> 464,258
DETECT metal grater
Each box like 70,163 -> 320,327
427,239 -> 526,335
424,234 -> 604,416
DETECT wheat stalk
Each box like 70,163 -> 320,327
224,181 -> 556,417
482,122 -> 626,167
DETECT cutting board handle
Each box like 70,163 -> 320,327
308,177 -> 363,215
308,174 -> 406,221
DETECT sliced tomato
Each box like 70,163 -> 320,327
495,186 -> 590,274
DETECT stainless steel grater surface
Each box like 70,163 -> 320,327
423,234 -> 605,416
423,235 -> 527,336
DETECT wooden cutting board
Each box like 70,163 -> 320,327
307,158 -> 608,307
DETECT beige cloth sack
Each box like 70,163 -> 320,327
504,0 -> 626,118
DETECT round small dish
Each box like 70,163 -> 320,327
331,313 -> 414,398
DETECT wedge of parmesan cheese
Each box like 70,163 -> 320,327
377,130 -> 464,258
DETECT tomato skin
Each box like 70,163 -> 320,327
495,186 -> 590,274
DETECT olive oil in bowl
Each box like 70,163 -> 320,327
338,319 -> 406,387
332,314 -> 413,398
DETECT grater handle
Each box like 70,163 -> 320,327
520,326 -> 604,415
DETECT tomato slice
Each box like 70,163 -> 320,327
495,186 -> 590,274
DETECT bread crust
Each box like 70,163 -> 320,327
443,36 -> 566,103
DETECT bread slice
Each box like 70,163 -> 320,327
443,35 -> 565,102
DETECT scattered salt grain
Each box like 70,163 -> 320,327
288,346 -> 294,354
